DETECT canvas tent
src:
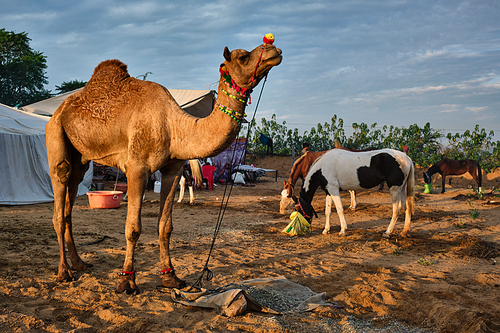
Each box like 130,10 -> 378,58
0,103 -> 92,205
22,88 -> 215,118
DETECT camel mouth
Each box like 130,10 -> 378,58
263,45 -> 283,65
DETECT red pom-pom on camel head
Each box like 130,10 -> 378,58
263,33 -> 275,44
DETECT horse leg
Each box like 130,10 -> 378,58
188,186 -> 194,205
177,176 -> 185,203
383,186 -> 403,238
323,195 -> 332,235
441,174 -> 447,193
115,162 -> 148,294
327,187 -> 348,236
158,162 -> 186,288
348,190 -> 357,210
469,168 -> 482,192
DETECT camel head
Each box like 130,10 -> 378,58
222,42 -> 282,92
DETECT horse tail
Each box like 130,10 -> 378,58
189,159 -> 202,187
477,160 -> 482,189
406,160 -> 415,215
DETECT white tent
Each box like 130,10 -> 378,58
0,103 -> 92,205
22,88 -> 215,117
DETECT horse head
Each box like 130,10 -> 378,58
423,172 -> 431,184
279,181 -> 296,215
295,196 -> 317,223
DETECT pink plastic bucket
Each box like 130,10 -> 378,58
86,191 -> 123,209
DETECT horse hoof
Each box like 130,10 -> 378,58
322,230 -> 330,235
338,232 -> 346,237
382,232 -> 391,239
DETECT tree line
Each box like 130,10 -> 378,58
244,114 -> 500,173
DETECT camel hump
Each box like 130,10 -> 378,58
89,59 -> 130,84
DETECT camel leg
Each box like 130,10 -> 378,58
383,186 -> 402,238
177,176 -> 185,203
158,162 -> 186,288
64,154 -> 90,272
115,162 -> 147,294
348,190 -> 357,210
46,120 -> 81,282
323,195 -> 332,235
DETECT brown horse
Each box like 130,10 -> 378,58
423,158 -> 482,193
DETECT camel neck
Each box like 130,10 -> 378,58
215,77 -> 248,123
167,77 -> 248,160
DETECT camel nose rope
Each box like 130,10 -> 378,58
189,74 -> 269,291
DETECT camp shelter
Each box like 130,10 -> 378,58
22,88 -> 215,117
0,103 -> 92,205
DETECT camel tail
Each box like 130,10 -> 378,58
189,159 -> 203,188
406,161 -> 415,215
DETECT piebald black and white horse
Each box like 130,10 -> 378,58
177,159 -> 202,204
423,158 -> 482,194
296,148 -> 415,237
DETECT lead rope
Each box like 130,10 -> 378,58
188,74 -> 269,291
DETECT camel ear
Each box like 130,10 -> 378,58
223,47 -> 231,61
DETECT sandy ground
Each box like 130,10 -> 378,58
1,156 -> 500,333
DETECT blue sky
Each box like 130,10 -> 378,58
2,0 -> 499,137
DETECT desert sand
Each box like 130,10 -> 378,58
1,155 -> 499,332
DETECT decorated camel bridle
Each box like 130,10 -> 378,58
217,33 -> 275,124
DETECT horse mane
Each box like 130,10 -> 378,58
426,161 -> 443,176
287,153 -> 308,185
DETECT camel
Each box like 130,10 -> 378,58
45,40 -> 282,294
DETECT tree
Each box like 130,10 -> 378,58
0,28 -> 51,106
55,80 -> 87,95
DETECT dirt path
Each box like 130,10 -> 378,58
1,164 -> 500,332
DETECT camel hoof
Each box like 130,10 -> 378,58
161,272 -> 186,289
57,270 -> 74,282
116,278 -> 139,295
72,260 -> 92,271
